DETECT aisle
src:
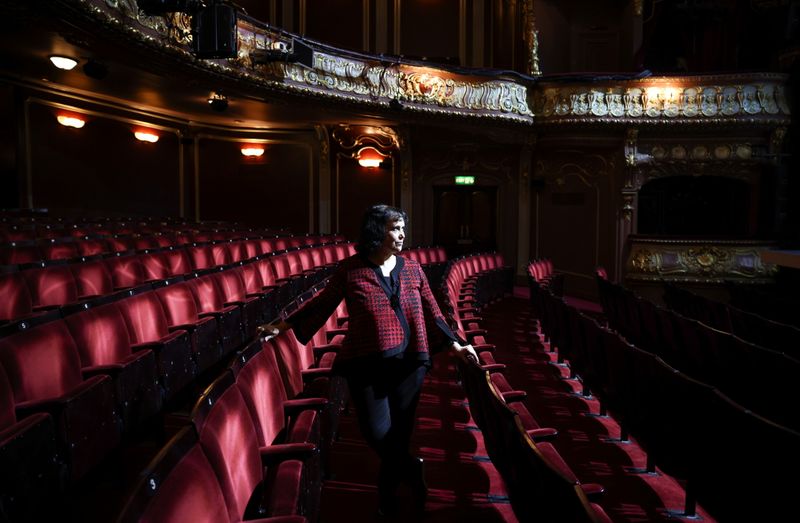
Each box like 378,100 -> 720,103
319,351 -> 518,522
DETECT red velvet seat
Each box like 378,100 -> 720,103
0,271 -> 40,323
0,362 -> 62,522
0,240 -> 43,265
0,320 -> 120,480
71,258 -> 115,299
156,281 -> 223,373
213,268 -> 263,338
187,243 -> 215,270
105,254 -> 147,290
239,262 -> 279,323
139,251 -> 171,282
23,263 -> 82,309
190,374 -> 311,520
211,242 -> 233,267
41,239 -> 80,261
105,235 -> 135,254
231,341 -> 326,515
162,247 -> 193,277
65,302 -> 163,431
76,237 -> 110,257
186,274 -> 244,355
116,291 -> 196,400
117,426 -> 307,523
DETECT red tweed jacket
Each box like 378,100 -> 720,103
287,254 -> 457,363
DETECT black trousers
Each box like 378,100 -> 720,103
345,357 -> 428,485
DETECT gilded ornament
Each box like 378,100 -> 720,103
713,145 -> 731,160
671,145 -> 687,160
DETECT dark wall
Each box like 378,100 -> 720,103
197,138 -> 313,232
28,102 -> 180,217
0,84 -> 17,208
304,0 -> 365,52
333,153 -> 395,241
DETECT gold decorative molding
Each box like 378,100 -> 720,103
534,75 -> 790,125
78,1 -> 533,123
625,237 -> 778,284
331,124 -> 399,152
522,0 -> 541,76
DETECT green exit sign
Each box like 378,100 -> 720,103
454,176 -> 475,185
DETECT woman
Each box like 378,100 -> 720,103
258,204 -> 476,516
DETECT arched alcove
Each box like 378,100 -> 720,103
637,175 -> 754,237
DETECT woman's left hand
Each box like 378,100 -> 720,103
450,341 -> 478,362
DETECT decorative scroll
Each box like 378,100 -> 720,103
625,238 -> 778,283
534,76 -> 790,124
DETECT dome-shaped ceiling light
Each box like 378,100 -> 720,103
356,146 -> 386,168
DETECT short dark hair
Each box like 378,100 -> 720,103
356,204 -> 407,255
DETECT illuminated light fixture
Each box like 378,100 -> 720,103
356,146 -> 385,168
56,114 -> 85,128
241,144 -> 265,157
134,130 -> 159,143
208,91 -> 228,112
455,175 -> 475,185
49,55 -> 78,70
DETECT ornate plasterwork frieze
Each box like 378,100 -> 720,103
534,75 -> 790,125
77,1 -> 533,123
625,238 -> 777,284
331,124 -> 399,152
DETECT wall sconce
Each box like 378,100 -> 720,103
241,144 -> 265,157
134,130 -> 159,143
356,146 -> 386,168
56,114 -> 85,128
49,55 -> 78,70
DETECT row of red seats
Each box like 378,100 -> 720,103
662,282 -> 800,361
0,242 -> 356,325
534,271 -> 800,520
441,254 -> 611,522
402,246 -> 447,265
0,233 -> 345,266
0,248 -> 354,521
117,297 -> 353,523
526,257 -> 564,297
596,277 -> 800,432
0,215 -> 285,240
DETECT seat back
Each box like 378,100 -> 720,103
0,271 -> 34,322
117,427 -> 233,523
23,264 -> 80,308
117,291 -> 171,343
0,320 -> 83,403
156,281 -> 201,325
71,258 -> 115,298
106,254 -> 146,289
230,340 -> 290,447
192,374 -> 264,523
65,302 -> 134,366
139,252 -> 171,282
162,248 -> 193,277
186,275 -> 226,313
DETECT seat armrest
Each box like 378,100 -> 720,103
527,427 -> 559,442
259,442 -> 317,466
284,397 -> 328,417
580,483 -> 605,502
301,367 -> 330,382
501,390 -> 527,402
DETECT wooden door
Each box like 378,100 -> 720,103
433,186 -> 497,257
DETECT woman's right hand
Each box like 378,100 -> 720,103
256,319 -> 291,340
